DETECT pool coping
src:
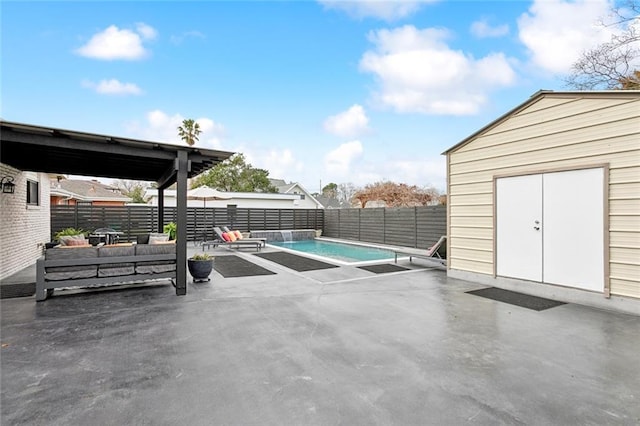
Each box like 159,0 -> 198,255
266,237 -> 414,267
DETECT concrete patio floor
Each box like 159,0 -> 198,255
2,246 -> 639,425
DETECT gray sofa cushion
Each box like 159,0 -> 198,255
135,243 -> 176,274
45,246 -> 98,280
98,244 -> 136,277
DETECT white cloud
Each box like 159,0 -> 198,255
324,140 -> 364,176
255,149 -> 304,180
170,31 -> 206,45
81,79 -> 143,95
517,0 -> 614,73
135,22 -> 158,40
125,110 -> 225,149
318,0 -> 436,21
359,25 -> 516,115
323,105 -> 370,138
470,18 -> 509,38
75,23 -> 157,60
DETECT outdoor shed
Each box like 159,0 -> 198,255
444,90 -> 640,314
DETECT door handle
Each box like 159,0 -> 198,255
534,220 -> 540,231
534,226 -> 540,231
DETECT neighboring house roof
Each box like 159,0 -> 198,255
443,90 -> 640,155
269,179 -> 323,208
315,195 -> 347,209
268,178 -> 288,189
51,179 -> 131,202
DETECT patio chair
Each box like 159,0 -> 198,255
393,235 -> 447,264
426,235 -> 447,260
202,227 -> 263,251
221,226 -> 267,247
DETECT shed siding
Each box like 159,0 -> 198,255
448,94 -> 640,299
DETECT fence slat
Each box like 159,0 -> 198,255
323,205 -> 446,248
51,206 -> 324,242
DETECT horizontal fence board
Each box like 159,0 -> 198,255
322,205 -> 446,249
51,206 -> 324,242
52,205 -> 445,248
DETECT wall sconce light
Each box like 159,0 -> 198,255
1,176 -> 16,194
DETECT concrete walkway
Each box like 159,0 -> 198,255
2,247 -> 639,425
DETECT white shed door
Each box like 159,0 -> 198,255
543,168 -> 604,291
496,174 -> 543,282
496,168 -> 604,292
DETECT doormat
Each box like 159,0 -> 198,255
213,255 -> 276,278
254,252 -> 339,272
0,282 -> 35,299
358,264 -> 409,274
466,287 -> 566,311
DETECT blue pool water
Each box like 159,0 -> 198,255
269,239 -> 395,263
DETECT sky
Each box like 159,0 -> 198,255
1,0 -> 625,194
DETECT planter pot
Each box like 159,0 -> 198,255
188,259 -> 214,282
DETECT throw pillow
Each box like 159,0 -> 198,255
59,235 -> 86,246
234,231 -> 243,240
221,232 -> 231,242
227,232 -> 237,242
149,234 -> 170,244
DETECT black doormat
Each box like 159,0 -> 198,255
358,264 -> 409,274
213,255 -> 276,278
0,283 -> 35,299
254,251 -> 339,272
466,287 -> 566,311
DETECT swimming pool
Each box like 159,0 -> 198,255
269,239 -> 396,264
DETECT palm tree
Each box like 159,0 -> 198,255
177,119 -> 201,146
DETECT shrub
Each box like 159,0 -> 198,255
54,228 -> 86,241
190,253 -> 213,261
163,222 -> 177,240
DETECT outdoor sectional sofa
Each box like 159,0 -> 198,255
36,242 -> 177,301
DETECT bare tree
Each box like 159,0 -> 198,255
337,182 -> 358,207
113,179 -> 151,203
565,1 -> 640,90
353,181 -> 439,208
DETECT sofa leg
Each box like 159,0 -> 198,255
36,257 -> 48,301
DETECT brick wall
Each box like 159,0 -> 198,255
0,164 -> 50,280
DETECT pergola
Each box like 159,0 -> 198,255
0,120 -> 234,295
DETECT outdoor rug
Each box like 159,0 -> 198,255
358,264 -> 410,274
254,251 -> 339,272
466,287 -> 567,311
213,255 -> 276,278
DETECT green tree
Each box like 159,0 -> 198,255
114,179 -> 150,203
322,183 -> 338,199
191,153 -> 278,192
177,118 -> 201,146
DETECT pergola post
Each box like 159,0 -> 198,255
175,151 -> 189,296
158,189 -> 165,233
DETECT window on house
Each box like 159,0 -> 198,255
300,194 -> 305,199
26,180 -> 39,206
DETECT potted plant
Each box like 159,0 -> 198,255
188,253 -> 214,282
163,222 -> 177,240
50,228 -> 87,248
54,227 -> 87,241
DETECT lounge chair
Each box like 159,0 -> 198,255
393,236 -> 447,265
221,226 -> 267,247
202,227 -> 263,251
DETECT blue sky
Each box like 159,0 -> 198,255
1,0 -> 622,193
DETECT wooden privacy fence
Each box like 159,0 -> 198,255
50,205 -> 324,243
323,205 -> 446,249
